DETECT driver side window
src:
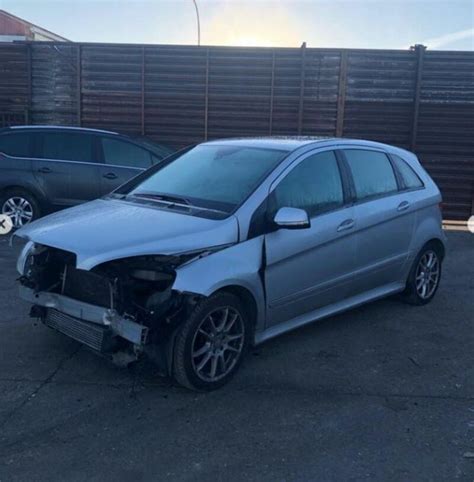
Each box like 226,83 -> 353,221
271,151 -> 344,218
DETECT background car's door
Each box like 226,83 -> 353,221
341,148 -> 416,292
264,150 -> 358,327
32,130 -> 101,207
97,136 -> 155,195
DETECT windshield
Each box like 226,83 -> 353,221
127,144 -> 287,213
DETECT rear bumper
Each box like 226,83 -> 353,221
19,286 -> 148,348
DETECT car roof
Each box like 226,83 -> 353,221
201,136 -> 413,156
2,125 -> 119,135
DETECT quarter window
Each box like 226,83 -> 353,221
272,151 -> 344,218
392,154 -> 423,189
102,138 -> 152,169
344,150 -> 398,200
0,132 -> 31,157
40,132 -> 94,162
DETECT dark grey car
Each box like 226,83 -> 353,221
0,126 -> 173,228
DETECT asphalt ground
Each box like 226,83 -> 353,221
0,231 -> 473,481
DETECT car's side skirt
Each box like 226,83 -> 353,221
254,281 -> 405,345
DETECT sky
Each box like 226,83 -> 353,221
1,0 -> 473,50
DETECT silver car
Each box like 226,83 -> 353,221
14,137 -> 446,390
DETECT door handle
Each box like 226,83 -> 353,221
103,172 -> 118,180
38,167 -> 52,174
397,201 -> 410,212
337,219 -> 355,232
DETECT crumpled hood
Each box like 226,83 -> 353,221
15,198 -> 239,270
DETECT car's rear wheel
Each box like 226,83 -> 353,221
403,243 -> 442,305
173,292 -> 249,391
0,188 -> 41,229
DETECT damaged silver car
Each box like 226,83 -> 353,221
14,138 -> 446,390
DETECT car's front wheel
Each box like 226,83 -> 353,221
0,188 -> 41,229
173,292 -> 249,391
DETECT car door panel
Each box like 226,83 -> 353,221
98,165 -> 144,196
352,195 -> 415,291
342,148 -> 416,292
32,131 -> 101,207
262,149 -> 357,327
98,136 -> 151,196
265,206 -> 357,325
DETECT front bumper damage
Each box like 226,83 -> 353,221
20,286 -> 148,351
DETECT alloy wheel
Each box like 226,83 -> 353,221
415,250 -> 440,299
2,197 -> 34,228
191,306 -> 245,382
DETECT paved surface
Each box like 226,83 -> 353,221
0,232 -> 473,481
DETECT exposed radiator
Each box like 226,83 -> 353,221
44,308 -> 111,352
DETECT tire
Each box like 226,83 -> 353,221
0,188 -> 41,229
402,242 -> 443,306
173,292 -> 250,391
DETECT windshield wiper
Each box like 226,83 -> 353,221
128,192 -> 191,206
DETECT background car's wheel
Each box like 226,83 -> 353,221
402,242 -> 443,305
173,292 -> 250,391
0,188 -> 41,229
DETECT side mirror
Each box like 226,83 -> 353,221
273,207 -> 310,230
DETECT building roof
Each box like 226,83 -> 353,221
0,9 -> 69,42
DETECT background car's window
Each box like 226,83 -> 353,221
0,132 -> 31,157
272,151 -> 344,218
344,149 -> 397,200
102,138 -> 152,168
392,154 -> 424,189
40,132 -> 94,162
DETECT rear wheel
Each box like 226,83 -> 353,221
173,293 -> 249,391
402,243 -> 442,305
0,188 -> 41,228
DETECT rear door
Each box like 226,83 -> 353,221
341,148 -> 416,292
264,149 -> 357,326
97,136 -> 154,196
32,130 -> 101,207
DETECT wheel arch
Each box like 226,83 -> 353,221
0,184 -> 48,208
212,284 -> 259,333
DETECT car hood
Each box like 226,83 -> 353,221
15,198 -> 239,270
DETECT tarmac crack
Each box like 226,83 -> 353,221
0,346 -> 82,431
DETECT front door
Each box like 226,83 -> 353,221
264,150 -> 358,327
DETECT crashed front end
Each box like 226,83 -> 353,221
17,241 -> 200,369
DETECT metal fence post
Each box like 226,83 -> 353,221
297,42 -> 306,135
141,46 -> 145,136
269,50 -> 275,135
76,44 -> 82,127
410,44 -> 426,152
26,42 -> 32,124
336,50 -> 348,137
204,48 -> 209,140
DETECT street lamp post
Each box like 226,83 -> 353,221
192,0 -> 201,46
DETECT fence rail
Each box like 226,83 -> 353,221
1,41 -> 473,220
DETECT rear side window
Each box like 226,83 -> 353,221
101,138 -> 152,169
0,132 -> 31,157
272,151 -> 344,218
344,150 -> 397,200
392,154 -> 424,189
40,132 -> 94,162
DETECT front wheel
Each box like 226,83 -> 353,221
0,188 -> 41,229
173,293 -> 250,391
402,243 -> 442,305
